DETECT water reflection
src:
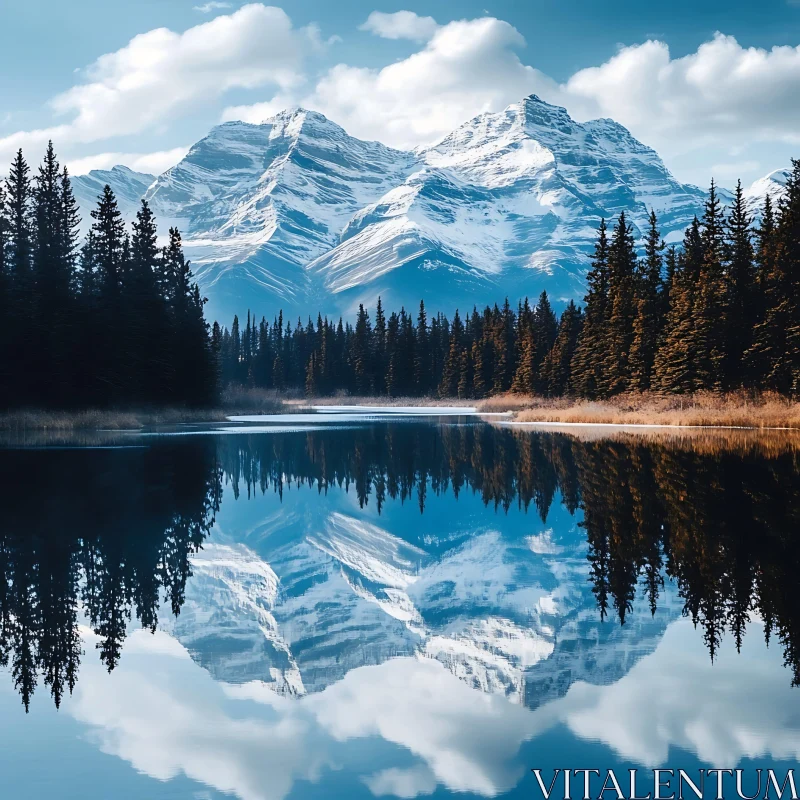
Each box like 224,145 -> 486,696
1,421 -> 800,718
0,442 -> 222,709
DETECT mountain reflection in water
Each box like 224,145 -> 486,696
1,422 -> 799,713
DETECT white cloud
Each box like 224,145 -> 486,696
362,765 -> 438,798
7,9 -> 800,186
359,11 -> 439,43
223,21 -> 800,185
65,619 -> 800,800
559,33 -> 800,155
66,146 -> 190,176
0,4 -> 319,165
193,1 -> 233,12
224,17 -> 552,150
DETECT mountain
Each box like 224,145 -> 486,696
162,492 -> 681,708
306,96 -> 709,321
72,165 -> 155,234
144,110 -> 416,320
72,97 -> 753,323
744,167 -> 790,216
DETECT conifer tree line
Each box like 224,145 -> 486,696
0,144 -> 217,409
218,160 -> 800,400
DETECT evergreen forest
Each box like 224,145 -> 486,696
218,162 -> 800,400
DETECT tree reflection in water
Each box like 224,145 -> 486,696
1,424 -> 799,710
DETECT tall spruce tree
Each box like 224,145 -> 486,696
544,301 -> 583,396
439,309 -> 464,398
5,149 -> 34,402
0,182 -> 9,407
571,218 -> 610,397
127,200 -> 170,401
746,160 -> 800,395
724,180 -> 756,387
691,181 -> 728,390
414,300 -> 430,394
533,292 -> 557,392
373,296 -> 387,394
629,210 -> 664,390
511,298 -> 535,394
653,220 -> 702,393
602,212 -> 638,395
745,195 -> 779,387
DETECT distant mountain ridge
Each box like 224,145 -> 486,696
70,97 -> 789,323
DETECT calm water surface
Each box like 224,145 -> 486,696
1,415 -> 800,799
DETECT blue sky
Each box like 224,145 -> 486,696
1,0 -> 799,187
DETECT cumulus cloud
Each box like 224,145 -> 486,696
65,618 -> 800,800
223,21 -> 800,184
359,11 -> 439,43
8,7 -> 800,185
560,33 -> 800,153
0,4 -> 319,165
224,17 -> 552,149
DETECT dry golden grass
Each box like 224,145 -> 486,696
479,391 -> 800,430
509,425 -> 800,457
0,407 -> 232,432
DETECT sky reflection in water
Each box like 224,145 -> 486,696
1,418 -> 799,799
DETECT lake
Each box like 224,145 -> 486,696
1,413 -> 799,799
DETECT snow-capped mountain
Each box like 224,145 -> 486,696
744,167 -> 790,216
163,493 -> 680,709
72,165 -> 155,234
72,96 -> 775,323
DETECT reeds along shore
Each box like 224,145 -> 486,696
478,391 -> 800,429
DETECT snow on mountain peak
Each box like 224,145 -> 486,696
744,167 -> 790,214
71,95 -> 781,323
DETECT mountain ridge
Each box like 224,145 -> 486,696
70,97 -> 788,323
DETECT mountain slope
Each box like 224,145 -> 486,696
307,96 -> 709,317
72,165 -> 155,234
744,167 -> 790,216
70,97 -> 764,323
144,109 -> 416,320
166,495 -> 680,708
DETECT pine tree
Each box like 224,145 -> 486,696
629,210 -> 664,390
602,212 -> 637,395
91,186 -> 126,302
90,185 -> 127,402
373,296 -> 387,394
511,299 -> 535,394
544,301 -> 583,395
352,304 -> 371,394
457,347 -> 472,399
5,149 -> 34,402
654,220 -> 702,393
750,160 -> 800,395
127,200 -> 170,401
385,311 -> 399,397
745,195 -> 779,387
414,300 -> 429,395
724,180 -> 756,387
439,309 -> 464,398
691,181 -> 727,391
532,291 -> 557,392
305,352 -> 318,396
0,181 -> 9,407
571,218 -> 610,397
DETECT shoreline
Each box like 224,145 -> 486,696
2,391 -> 799,433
